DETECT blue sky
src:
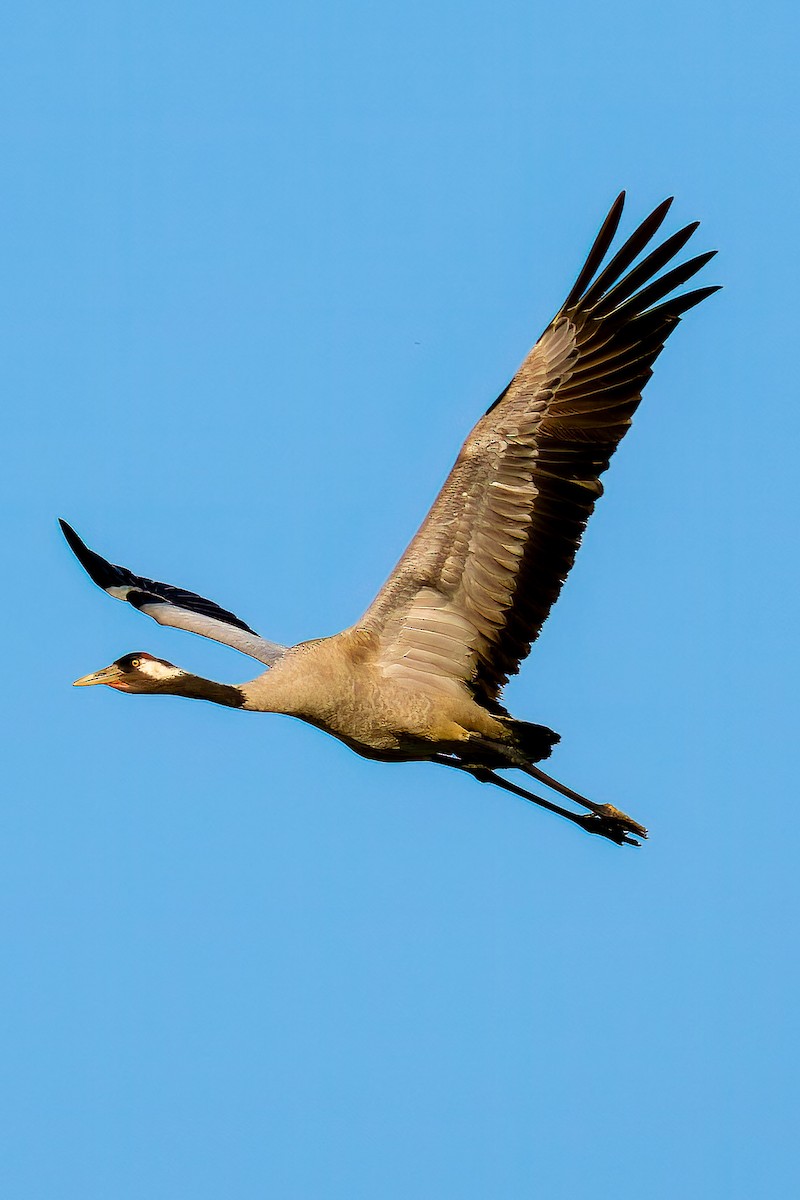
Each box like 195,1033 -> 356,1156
3,1 -> 798,1196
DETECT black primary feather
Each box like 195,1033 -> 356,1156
59,519 -> 258,635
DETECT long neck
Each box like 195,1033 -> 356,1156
162,672 -> 247,708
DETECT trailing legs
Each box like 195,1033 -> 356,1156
434,745 -> 647,847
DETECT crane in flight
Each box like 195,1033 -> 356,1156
62,192 -> 718,846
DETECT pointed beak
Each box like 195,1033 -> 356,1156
73,664 -> 126,688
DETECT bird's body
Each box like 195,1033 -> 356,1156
241,629 -> 522,760
64,193 -> 718,845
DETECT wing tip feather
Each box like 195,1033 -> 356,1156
59,517 -> 120,590
560,190 -> 627,311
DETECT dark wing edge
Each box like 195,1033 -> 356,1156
59,520 -> 286,665
473,194 -> 720,698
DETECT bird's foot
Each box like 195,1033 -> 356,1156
578,804 -> 648,848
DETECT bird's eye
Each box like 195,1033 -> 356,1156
130,658 -> 141,668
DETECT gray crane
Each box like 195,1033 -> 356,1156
63,192 -> 718,846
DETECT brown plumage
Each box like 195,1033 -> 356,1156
64,193 -> 718,846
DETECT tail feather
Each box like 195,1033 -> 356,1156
509,719 -> 560,763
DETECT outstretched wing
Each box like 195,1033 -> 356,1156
59,520 -> 285,665
359,193 -> 719,703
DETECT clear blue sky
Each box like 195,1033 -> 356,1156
3,1 -> 798,1196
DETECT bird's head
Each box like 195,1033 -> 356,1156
73,652 -> 186,694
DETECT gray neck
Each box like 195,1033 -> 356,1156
164,673 -> 247,708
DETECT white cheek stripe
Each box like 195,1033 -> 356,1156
138,658 -> 182,682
